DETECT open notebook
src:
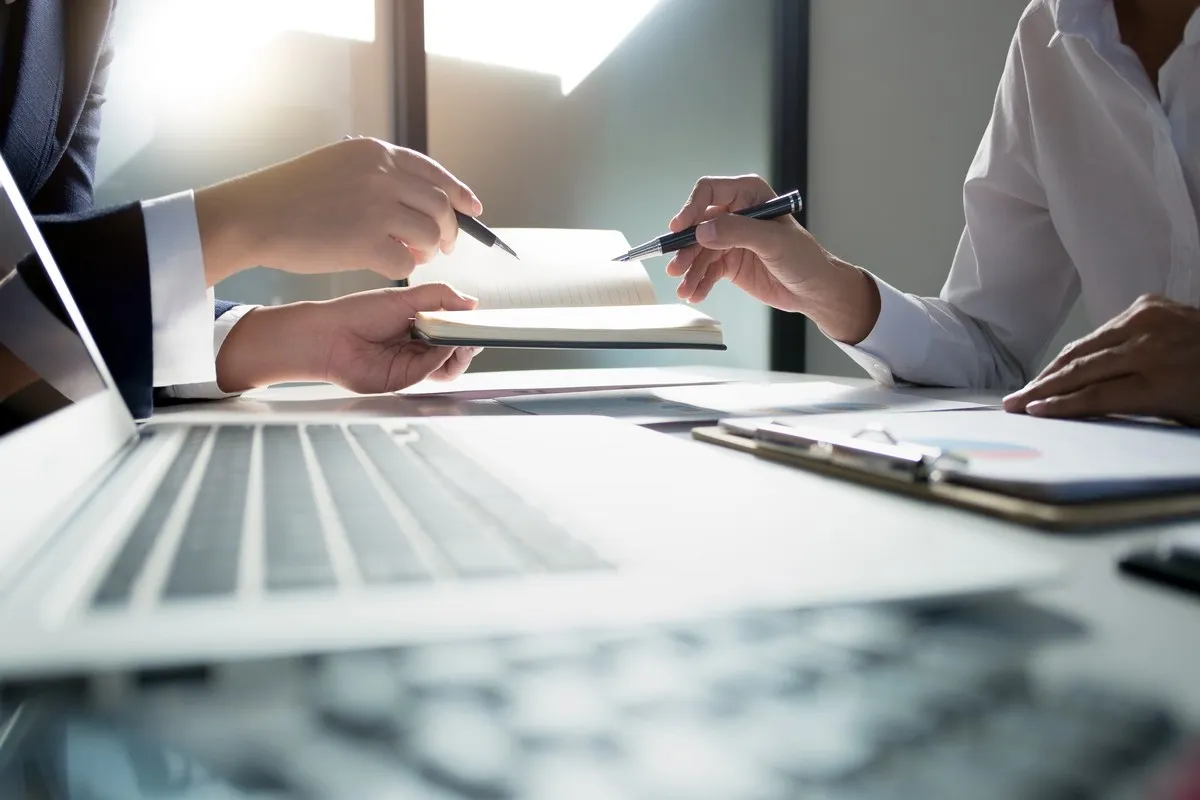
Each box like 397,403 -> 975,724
408,229 -> 725,350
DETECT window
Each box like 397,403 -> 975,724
424,0 -> 661,95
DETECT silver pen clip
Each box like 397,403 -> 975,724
753,422 -> 967,483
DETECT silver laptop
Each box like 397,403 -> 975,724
0,158 -> 1058,680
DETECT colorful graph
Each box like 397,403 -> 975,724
912,438 -> 1042,460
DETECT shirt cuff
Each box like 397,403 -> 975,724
143,190 -> 215,387
832,274 -> 933,386
158,303 -> 261,401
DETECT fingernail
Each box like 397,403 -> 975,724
696,221 -> 715,244
471,196 -> 483,215
1026,400 -> 1048,416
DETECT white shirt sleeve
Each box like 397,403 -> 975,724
157,303 -> 260,401
832,26 -> 1078,391
142,190 -> 216,387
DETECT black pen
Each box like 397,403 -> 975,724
614,190 -> 803,261
456,211 -> 519,258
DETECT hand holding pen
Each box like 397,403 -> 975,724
341,134 -> 519,261
615,189 -> 802,261
658,175 -> 877,345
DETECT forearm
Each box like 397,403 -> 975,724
214,303 -> 328,393
194,179 -> 267,285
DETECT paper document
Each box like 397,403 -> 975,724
411,229 -> 656,310
764,409 -> 1200,502
499,381 -> 982,425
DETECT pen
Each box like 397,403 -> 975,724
456,211 -> 519,259
614,189 -> 803,262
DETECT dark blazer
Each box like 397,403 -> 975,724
2,0 -> 233,418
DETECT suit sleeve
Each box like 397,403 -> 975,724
32,24 -> 247,415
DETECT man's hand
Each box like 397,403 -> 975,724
1003,295 -> 1200,426
196,138 -> 483,284
215,283 -> 481,394
665,175 -> 880,344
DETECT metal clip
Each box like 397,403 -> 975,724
753,422 -> 967,483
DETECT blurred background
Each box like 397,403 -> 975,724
93,0 -> 1087,377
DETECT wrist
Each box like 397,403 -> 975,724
215,302 -> 330,392
800,260 -> 881,345
195,179 -> 271,285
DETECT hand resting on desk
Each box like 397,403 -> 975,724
1003,294 -> 1200,426
213,283 -> 482,394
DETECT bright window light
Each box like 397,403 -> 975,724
111,0 -> 375,107
95,0 -> 375,182
424,0 -> 661,95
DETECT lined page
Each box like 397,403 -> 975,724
410,229 -> 657,309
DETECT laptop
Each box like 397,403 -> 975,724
0,156 -> 1058,680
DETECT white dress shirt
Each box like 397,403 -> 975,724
141,191 -> 256,399
838,0 -> 1200,390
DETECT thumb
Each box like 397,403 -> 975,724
396,282 -> 478,312
694,214 -> 786,261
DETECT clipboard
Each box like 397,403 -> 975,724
692,421 -> 1200,531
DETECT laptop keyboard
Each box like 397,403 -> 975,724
92,424 -> 607,608
129,606 -> 1187,799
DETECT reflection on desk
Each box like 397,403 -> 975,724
1,604 -> 1194,799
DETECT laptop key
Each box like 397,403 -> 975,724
93,427 -> 208,607
261,426 -> 336,593
305,426 -> 431,585
350,425 -> 525,578
164,426 -> 252,600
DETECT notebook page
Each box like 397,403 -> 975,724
412,229 -> 657,309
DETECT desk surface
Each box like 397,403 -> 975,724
158,365 -> 1200,723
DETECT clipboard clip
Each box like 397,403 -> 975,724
752,422 -> 968,484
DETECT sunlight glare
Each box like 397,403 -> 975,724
424,0 -> 661,95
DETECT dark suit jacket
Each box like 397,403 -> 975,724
2,0 -> 234,419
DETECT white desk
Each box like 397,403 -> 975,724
157,366 -> 1200,723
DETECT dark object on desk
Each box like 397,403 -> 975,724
18,606 -> 1181,799
455,211 -> 519,258
614,189 -> 803,261
1120,540 -> 1200,599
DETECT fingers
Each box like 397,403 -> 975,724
694,213 -> 787,261
368,240 -> 417,281
690,265 -> 725,303
391,147 -> 482,216
431,346 -> 481,381
393,281 -> 479,313
1030,294 -> 1170,383
385,205 -> 444,265
394,181 -> 459,255
671,175 -> 775,232
1004,343 -> 1138,412
1031,324 -> 1133,384
400,344 -> 457,388
676,247 -> 724,302
1022,373 -> 1153,420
